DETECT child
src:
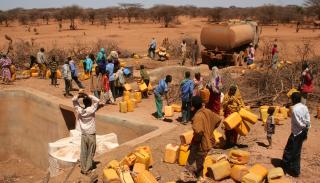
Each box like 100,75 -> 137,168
62,60 -> 72,97
102,71 -> 115,105
90,66 -> 102,98
265,107 -> 275,149
48,56 -> 58,86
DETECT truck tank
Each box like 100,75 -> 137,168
200,23 -> 255,51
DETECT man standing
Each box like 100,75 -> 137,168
180,71 -> 194,124
181,40 -> 187,66
182,96 -> 221,181
62,60 -> 72,97
154,75 -> 172,120
191,40 -> 199,66
282,92 -> 310,177
148,38 -> 157,59
37,48 -> 47,79
72,92 -> 100,175
68,57 -> 84,89
48,56 -> 58,86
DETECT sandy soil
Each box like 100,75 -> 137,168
1,17 -> 320,183
1,17 -> 320,62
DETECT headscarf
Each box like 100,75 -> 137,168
210,67 -> 222,92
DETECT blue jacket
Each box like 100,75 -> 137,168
106,63 -> 115,81
85,58 -> 93,72
180,79 -> 194,102
154,79 -> 168,97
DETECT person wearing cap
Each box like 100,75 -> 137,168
282,92 -> 310,177
181,96 -> 221,181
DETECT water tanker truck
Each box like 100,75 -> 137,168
200,21 -> 260,69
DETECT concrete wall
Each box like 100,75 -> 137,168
0,89 -> 156,170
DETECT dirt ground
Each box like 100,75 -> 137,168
1,17 -> 320,62
1,17 -> 320,183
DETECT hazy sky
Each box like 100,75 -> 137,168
0,0 -> 305,10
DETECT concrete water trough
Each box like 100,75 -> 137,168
0,88 -> 174,176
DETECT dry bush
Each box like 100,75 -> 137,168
10,39 -> 39,68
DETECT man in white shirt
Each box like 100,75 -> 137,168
282,92 -> 310,177
72,92 -> 100,174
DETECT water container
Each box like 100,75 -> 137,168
121,153 -> 136,167
223,112 -> 242,130
203,154 -> 228,177
124,83 -> 132,91
171,104 -> 182,112
228,149 -> 250,165
269,178 -> 292,183
134,149 -> 150,169
103,168 -> 120,183
235,120 -> 252,136
148,83 -> 153,91
207,160 -> 231,181
107,160 -> 120,170
164,144 -> 179,164
119,101 -> 128,113
200,88 -> 210,104
287,88 -> 298,98
135,170 -> 158,183
260,106 -> 269,124
46,70 -> 51,79
134,91 -> 142,103
249,164 -> 268,179
56,69 -> 62,79
164,106 -> 174,117
230,165 -> 249,182
242,172 -> 264,183
180,130 -> 193,145
119,171 -> 134,183
133,163 -> 146,174
178,145 -> 190,166
268,167 -> 284,181
30,66 -> 38,73
279,107 -> 288,119
127,100 -> 135,112
139,82 -> 148,92
239,108 -> 258,124
31,72 -> 39,77
135,146 -> 153,167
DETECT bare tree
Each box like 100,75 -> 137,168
18,13 -> 30,25
119,3 -> 142,23
207,7 -> 224,22
305,0 -> 320,19
153,5 -> 178,28
60,5 -> 83,30
88,9 -> 96,25
42,12 -> 51,25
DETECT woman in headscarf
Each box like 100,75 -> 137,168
0,54 -> 12,84
193,72 -> 204,97
206,67 -> 222,114
222,85 -> 245,148
96,48 -> 107,71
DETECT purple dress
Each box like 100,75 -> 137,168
0,58 -> 12,80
